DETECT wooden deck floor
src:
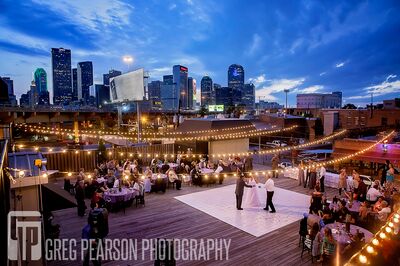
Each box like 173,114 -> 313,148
48,166 -> 341,266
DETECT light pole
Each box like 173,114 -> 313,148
284,89 -> 290,115
122,55 -> 134,72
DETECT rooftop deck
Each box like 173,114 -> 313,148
48,164 -> 340,266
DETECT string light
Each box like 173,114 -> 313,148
15,128 -> 345,158
358,254 -> 367,264
366,246 -> 374,254
16,123 -> 298,142
16,123 -> 264,136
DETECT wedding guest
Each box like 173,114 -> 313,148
144,175 -> 152,193
373,197 -> 384,212
78,168 -> 86,182
309,164 -> 317,189
358,201 -> 370,222
310,186 -> 323,215
366,184 -> 382,203
304,166 -> 309,189
380,160 -> 391,186
75,180 -> 86,217
386,163 -> 396,184
264,174 -> 276,213
298,161 -> 305,186
354,174 -> 367,202
215,162 -> 224,184
167,168 -> 182,190
310,222 -> 322,259
377,201 -> 391,222
271,155 -> 279,178
338,168 -> 347,196
113,176 -> 121,188
190,166 -> 200,186
317,227 -> 336,263
91,189 -> 106,209
319,165 -> 326,193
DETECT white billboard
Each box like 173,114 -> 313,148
110,68 -> 146,103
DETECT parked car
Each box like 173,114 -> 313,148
266,140 -> 288,147
278,162 -> 292,168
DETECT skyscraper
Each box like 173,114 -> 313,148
228,64 -> 244,106
77,61 -> 93,102
163,75 -> 173,85
188,77 -> 196,109
103,69 -> 122,86
0,77 -> 17,106
215,86 -> 233,107
200,75 -> 213,107
95,84 -> 110,108
72,68 -> 78,101
51,48 -> 72,105
34,68 -> 49,106
173,65 -> 189,110
34,68 -> 47,93
28,80 -> 39,107
148,80 -> 162,110
1,77 -> 14,95
243,83 -> 255,109
228,64 -> 244,89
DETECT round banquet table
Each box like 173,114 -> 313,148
322,222 -> 373,245
151,174 -> 167,192
151,173 -> 167,180
103,188 -> 137,204
199,168 -> 216,185
346,200 -> 361,213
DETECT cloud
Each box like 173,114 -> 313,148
180,0 -> 213,24
30,0 -> 134,32
255,77 -> 306,101
294,85 -> 324,94
169,3 -> 177,10
289,38 -> 303,54
386,74 -> 397,81
248,74 -> 267,87
347,75 -> 400,99
335,62 -> 345,68
149,67 -> 171,78
320,72 -> 327,76
245,33 -> 262,56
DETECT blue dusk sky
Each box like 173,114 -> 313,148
0,0 -> 399,106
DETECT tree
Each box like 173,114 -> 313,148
200,105 -> 208,116
343,103 -> 357,109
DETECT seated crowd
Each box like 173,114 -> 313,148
300,168 -> 399,264
64,153 -> 253,216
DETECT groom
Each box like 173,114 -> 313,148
235,174 -> 253,210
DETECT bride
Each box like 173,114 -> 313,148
243,175 -> 263,208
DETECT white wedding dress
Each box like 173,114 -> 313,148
243,178 -> 262,208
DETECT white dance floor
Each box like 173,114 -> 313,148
175,184 -> 310,237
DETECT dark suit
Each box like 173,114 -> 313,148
235,178 -> 252,209
75,184 -> 86,216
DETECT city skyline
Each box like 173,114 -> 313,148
1,0 -> 400,106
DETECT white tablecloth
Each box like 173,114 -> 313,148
284,167 -> 300,180
200,168 -> 214,174
325,172 -> 354,189
283,167 -> 355,189
104,188 -> 136,203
